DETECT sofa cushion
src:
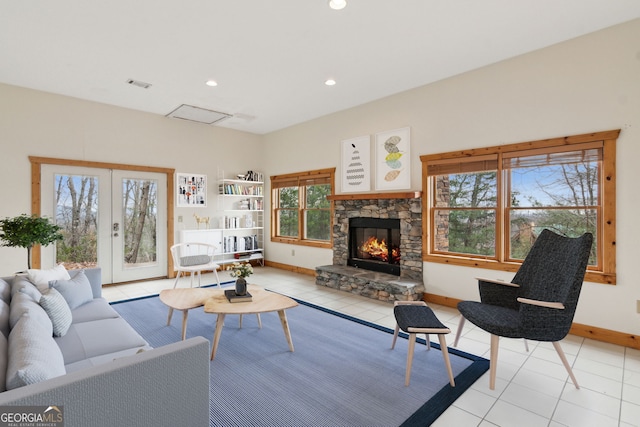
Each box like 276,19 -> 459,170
78,268 -> 103,299
55,317 -> 149,364
27,264 -> 70,292
0,278 -> 10,304
6,313 -> 66,390
64,345 -> 153,373
50,269 -> 94,310
71,298 -> 120,324
39,288 -> 72,337
0,332 -> 7,392
9,292 -> 53,336
0,299 -> 10,338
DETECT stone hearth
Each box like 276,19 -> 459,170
316,192 -> 424,302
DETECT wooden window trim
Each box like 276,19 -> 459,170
420,130 -> 619,285
270,168 -> 335,248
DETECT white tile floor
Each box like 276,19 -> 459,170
104,266 -> 640,427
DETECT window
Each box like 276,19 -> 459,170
271,168 -> 335,248
421,130 -> 619,284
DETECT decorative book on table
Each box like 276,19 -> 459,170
225,289 -> 253,303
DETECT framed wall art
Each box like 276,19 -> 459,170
177,173 -> 207,207
375,127 -> 411,191
341,135 -> 371,193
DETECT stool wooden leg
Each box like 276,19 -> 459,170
438,334 -> 455,386
256,313 -> 262,328
405,332 -> 416,386
166,307 -> 174,325
425,333 -> 431,350
391,324 -> 400,349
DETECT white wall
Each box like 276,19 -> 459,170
262,19 -> 640,335
0,83 -> 263,272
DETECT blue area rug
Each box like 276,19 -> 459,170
112,287 -> 488,426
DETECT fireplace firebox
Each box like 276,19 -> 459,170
348,217 -> 401,276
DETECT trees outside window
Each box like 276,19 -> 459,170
422,130 -> 619,285
271,168 -> 335,248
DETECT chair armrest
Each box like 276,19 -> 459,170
475,277 -> 520,287
517,297 -> 565,310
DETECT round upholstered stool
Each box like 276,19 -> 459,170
391,301 -> 455,387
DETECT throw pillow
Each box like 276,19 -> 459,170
0,333 -> 7,392
0,278 -> 10,304
49,269 -> 94,310
39,288 -> 72,337
0,300 -> 9,339
9,292 -> 53,336
6,314 -> 66,390
27,264 -> 70,292
10,275 -> 39,298
180,254 -> 211,266
18,283 -> 42,302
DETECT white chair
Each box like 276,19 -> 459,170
170,243 -> 221,288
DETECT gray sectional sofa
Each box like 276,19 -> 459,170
0,267 -> 210,427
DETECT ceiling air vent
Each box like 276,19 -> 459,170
166,104 -> 233,125
126,79 -> 152,89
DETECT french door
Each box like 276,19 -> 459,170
40,164 -> 167,284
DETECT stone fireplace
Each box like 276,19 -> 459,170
316,192 -> 424,302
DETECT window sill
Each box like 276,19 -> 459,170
271,236 -> 331,249
423,254 -> 615,285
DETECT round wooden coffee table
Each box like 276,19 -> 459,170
204,284 -> 298,360
159,288 -> 217,340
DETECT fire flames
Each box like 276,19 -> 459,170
360,236 -> 401,263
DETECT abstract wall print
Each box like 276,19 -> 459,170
375,127 -> 411,190
177,173 -> 207,207
341,135 -> 371,193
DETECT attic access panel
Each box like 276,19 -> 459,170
166,104 -> 232,125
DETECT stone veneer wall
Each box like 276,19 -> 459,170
332,197 -> 423,281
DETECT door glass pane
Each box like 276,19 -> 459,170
54,174 -> 99,268
122,178 -> 158,268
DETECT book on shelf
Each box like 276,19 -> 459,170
234,252 -> 252,260
224,289 -> 253,303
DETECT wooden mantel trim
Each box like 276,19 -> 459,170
327,191 -> 421,201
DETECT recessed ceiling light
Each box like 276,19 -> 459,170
325,79 -> 337,86
205,80 -> 218,87
329,0 -> 347,10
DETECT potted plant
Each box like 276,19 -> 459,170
0,214 -> 63,269
227,261 -> 253,296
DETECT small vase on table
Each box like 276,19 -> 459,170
235,277 -> 247,296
